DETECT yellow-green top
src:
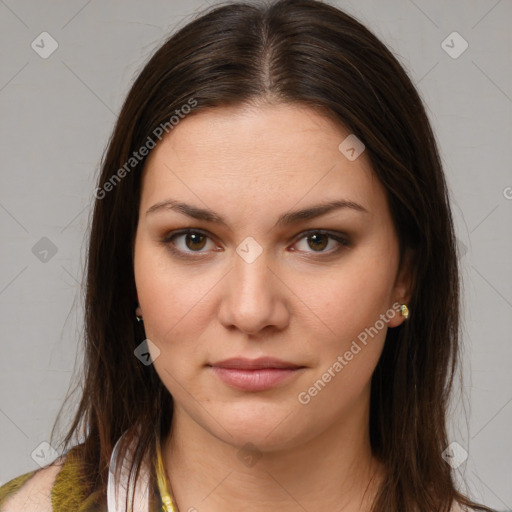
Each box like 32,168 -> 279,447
0,445 -> 162,512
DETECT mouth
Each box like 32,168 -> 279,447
207,357 -> 306,391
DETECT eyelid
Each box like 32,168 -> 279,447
292,229 -> 351,249
161,228 -> 219,258
161,228 -> 351,258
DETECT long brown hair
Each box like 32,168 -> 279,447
47,1 -> 495,510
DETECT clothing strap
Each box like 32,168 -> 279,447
107,429 -> 151,512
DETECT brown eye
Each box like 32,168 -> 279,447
162,228 -> 349,260
293,230 -> 350,255
183,232 -> 207,251
306,233 -> 329,251
162,229 -> 215,256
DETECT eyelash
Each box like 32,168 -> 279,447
161,229 -> 351,259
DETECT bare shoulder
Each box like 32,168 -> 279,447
0,456 -> 65,512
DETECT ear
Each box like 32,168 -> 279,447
387,247 -> 415,328
135,291 -> 142,317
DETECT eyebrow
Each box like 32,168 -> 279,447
145,198 -> 368,228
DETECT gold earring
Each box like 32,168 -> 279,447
399,304 -> 409,319
135,310 -> 143,322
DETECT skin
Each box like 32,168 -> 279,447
133,102 -> 412,512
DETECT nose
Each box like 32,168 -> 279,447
217,246 -> 290,336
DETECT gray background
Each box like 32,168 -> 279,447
0,0 -> 511,510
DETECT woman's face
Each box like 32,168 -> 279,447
134,103 -> 411,450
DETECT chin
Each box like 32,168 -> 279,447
206,402 -> 309,452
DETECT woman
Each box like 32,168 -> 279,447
0,0 -> 497,511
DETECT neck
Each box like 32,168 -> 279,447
162,392 -> 384,512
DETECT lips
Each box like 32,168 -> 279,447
208,357 -> 304,370
207,357 -> 305,391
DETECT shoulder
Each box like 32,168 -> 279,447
0,443 -> 99,512
0,460 -> 63,512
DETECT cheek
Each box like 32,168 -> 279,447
133,246 -> 213,394
134,240 -> 224,358
291,251 -> 397,404
297,257 -> 396,343
134,226 -> 398,358
292,267 -> 391,419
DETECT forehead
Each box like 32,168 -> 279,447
145,103 -> 367,166
140,103 -> 382,216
